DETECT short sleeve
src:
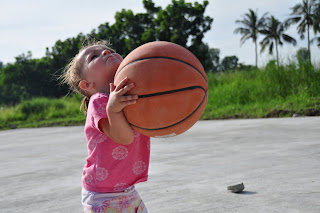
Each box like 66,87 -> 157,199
88,93 -> 109,131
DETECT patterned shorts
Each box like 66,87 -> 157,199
82,186 -> 148,213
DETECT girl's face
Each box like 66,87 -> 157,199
78,45 -> 123,94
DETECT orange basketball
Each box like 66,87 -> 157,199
114,41 -> 208,138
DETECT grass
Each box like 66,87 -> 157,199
0,95 -> 86,130
1,60 -> 320,130
203,60 -> 320,119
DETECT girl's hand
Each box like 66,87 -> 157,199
107,77 -> 138,113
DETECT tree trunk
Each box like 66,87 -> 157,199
308,24 -> 311,61
255,39 -> 258,67
276,39 -> 279,70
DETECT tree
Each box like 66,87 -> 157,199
154,0 -> 212,46
47,33 -> 86,69
208,48 -> 220,72
89,0 -> 214,71
154,0 -> 213,70
285,0 -> 318,57
220,56 -> 239,71
0,51 -> 60,105
0,61 -> 3,76
311,1 -> 320,47
234,9 -> 268,67
260,16 -> 297,68
297,47 -> 311,64
237,63 -> 253,71
89,0 -> 161,56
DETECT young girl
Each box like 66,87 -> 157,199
62,40 -> 150,213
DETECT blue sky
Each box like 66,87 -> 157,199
1,0 -> 319,66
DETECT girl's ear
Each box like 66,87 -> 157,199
79,80 -> 93,91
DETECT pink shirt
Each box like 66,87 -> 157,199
82,93 -> 150,193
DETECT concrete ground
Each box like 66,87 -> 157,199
0,117 -> 319,213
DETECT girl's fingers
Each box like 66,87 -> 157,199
113,98 -> 137,112
109,83 -> 116,93
120,95 -> 138,102
123,99 -> 137,106
115,77 -> 129,92
118,83 -> 134,95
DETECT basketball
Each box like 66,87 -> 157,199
114,41 -> 208,138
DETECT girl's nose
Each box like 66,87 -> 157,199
102,49 -> 111,56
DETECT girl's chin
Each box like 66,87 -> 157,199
106,57 -> 122,69
98,88 -> 110,94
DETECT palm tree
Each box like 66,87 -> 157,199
234,9 -> 268,67
311,1 -> 320,47
260,16 -> 297,68
285,0 -> 318,57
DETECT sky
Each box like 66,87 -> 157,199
1,0 -> 319,67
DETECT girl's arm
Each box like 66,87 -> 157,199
99,77 -> 138,145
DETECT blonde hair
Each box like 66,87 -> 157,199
60,39 -> 113,113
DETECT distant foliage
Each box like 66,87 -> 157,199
296,48 -> 311,63
204,60 -> 320,119
0,96 -> 85,130
220,56 -> 239,71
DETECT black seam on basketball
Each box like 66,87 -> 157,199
116,56 -> 207,83
129,88 -> 207,131
138,86 -> 203,99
